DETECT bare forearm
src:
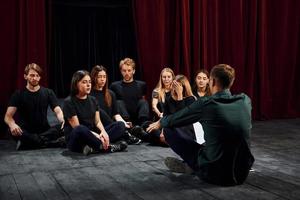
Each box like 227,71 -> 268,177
54,106 -> 64,123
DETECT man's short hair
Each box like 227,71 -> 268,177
210,64 -> 235,89
119,58 -> 136,70
24,63 -> 43,76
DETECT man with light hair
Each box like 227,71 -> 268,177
110,58 -> 149,126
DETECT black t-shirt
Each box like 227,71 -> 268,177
163,95 -> 196,116
8,87 -> 59,133
110,80 -> 146,114
90,89 -> 118,118
63,95 -> 99,131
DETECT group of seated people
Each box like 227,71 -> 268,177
4,58 -> 254,186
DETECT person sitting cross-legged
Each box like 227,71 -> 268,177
63,70 -> 127,156
4,63 -> 65,150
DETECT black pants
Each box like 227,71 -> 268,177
117,99 -> 149,125
141,121 -> 164,145
67,121 -> 125,153
12,124 -> 62,149
163,127 -> 203,170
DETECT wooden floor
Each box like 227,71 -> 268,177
0,118 -> 300,200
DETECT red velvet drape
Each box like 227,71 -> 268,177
132,0 -> 300,119
0,0 -> 48,132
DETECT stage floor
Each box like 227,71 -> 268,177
1,118 -> 300,200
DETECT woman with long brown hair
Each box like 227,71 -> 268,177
90,65 -> 141,145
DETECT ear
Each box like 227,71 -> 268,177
212,78 -> 216,87
24,74 -> 27,80
133,69 -> 135,74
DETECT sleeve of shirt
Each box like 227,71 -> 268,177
47,89 -> 60,110
142,81 -> 147,95
160,98 -> 206,128
8,90 -> 21,107
63,97 -> 77,120
90,96 -> 99,112
152,89 -> 159,99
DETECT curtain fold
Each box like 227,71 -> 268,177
0,0 -> 47,134
132,0 -> 300,119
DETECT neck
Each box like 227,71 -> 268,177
76,93 -> 87,99
26,84 -> 40,92
95,85 -> 103,91
198,86 -> 206,92
123,79 -> 134,83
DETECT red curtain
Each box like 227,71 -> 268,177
0,0 -> 48,132
132,0 -> 300,119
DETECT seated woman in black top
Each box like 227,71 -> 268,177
90,65 -> 141,145
63,70 -> 127,155
152,67 -> 175,120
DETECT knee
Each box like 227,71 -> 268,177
163,128 -> 173,140
73,125 -> 89,135
116,121 -> 126,129
138,99 -> 149,107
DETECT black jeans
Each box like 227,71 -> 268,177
12,124 -> 62,149
67,121 -> 125,153
117,99 -> 149,125
163,127 -> 203,170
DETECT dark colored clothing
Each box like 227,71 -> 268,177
67,122 -> 125,153
151,90 -> 171,118
163,95 -> 196,116
8,87 -> 62,149
63,95 -> 125,152
110,80 -> 149,124
64,95 -> 98,135
142,94 -> 196,146
161,90 -> 254,185
90,89 -> 118,118
90,89 -> 118,126
8,87 -> 59,133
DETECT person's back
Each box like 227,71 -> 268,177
197,91 -> 253,185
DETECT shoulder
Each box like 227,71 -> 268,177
108,89 -> 116,96
235,93 -> 251,103
64,96 -> 73,104
110,81 -> 122,87
39,87 -> 56,95
135,80 -> 146,86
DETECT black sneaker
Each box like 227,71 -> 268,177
109,141 -> 128,153
164,157 -> 194,174
83,145 -> 94,156
125,131 -> 142,145
130,125 -> 148,139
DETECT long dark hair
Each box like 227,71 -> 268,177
90,65 -> 112,107
193,69 -> 211,96
70,70 -> 90,96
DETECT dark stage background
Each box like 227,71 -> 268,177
0,0 -> 300,135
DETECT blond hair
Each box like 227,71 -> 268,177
154,67 -> 175,102
119,58 -> 136,70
